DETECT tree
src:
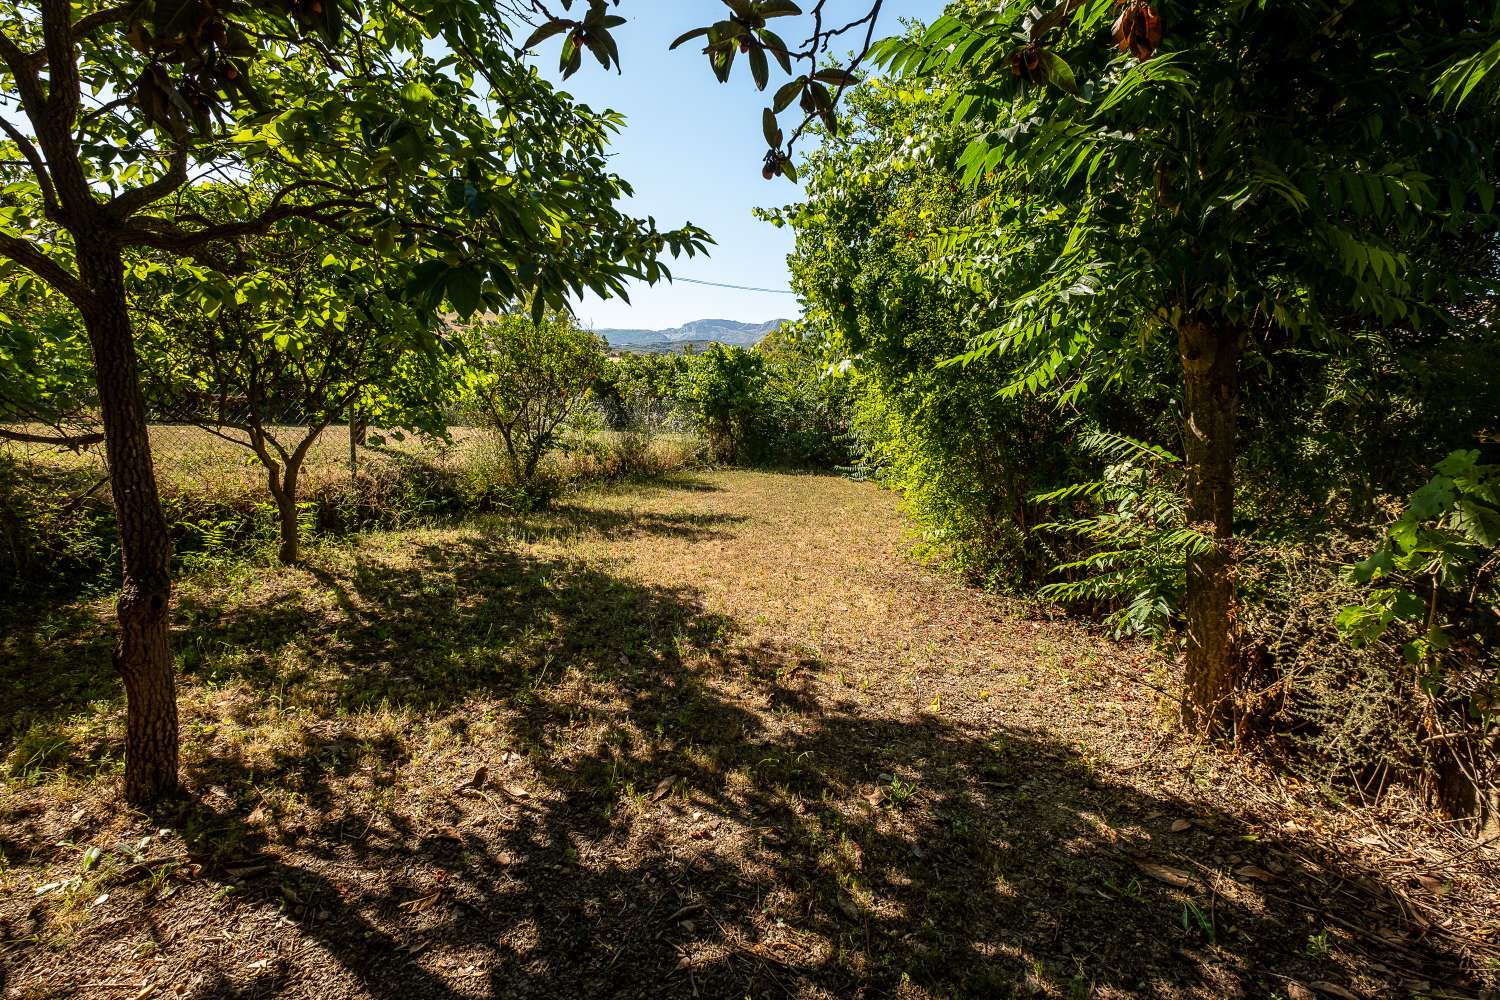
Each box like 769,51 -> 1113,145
680,344 -> 767,463
140,221 -> 451,565
878,0 -> 1498,736
771,58 -> 1111,584
0,0 -> 897,803
0,278 -> 98,448
459,313 -> 606,496
0,0 -> 706,803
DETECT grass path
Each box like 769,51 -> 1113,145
1,471 -> 1493,999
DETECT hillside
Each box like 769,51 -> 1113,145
597,317 -> 787,350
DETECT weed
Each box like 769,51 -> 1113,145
887,775 -> 918,808
1181,898 -> 1216,945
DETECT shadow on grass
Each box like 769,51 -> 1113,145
0,494 -> 1486,998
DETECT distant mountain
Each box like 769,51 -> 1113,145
596,318 -> 787,350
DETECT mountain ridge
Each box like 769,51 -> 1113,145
596,317 -> 787,349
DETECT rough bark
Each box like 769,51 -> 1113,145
262,453 -> 302,566
77,242 -> 179,804
1177,318 -> 1245,739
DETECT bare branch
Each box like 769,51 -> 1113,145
119,183 -> 377,252
0,425 -> 105,448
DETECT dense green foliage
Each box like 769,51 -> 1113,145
778,5 -> 1499,810
459,314 -> 607,502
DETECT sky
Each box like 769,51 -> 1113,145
532,1 -> 946,331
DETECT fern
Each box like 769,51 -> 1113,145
1034,431 -> 1201,639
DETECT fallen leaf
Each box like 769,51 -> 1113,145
1136,861 -> 1192,888
457,765 -> 488,791
399,890 -> 441,912
245,805 -> 267,825
651,777 -> 675,802
1235,865 -> 1276,884
865,787 -> 887,807
1413,874 -> 1448,895
1309,983 -> 1360,1000
500,783 -> 530,800
835,895 -> 861,919
1284,983 -> 1314,1000
1170,819 -> 1192,833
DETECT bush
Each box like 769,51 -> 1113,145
458,313 -> 607,501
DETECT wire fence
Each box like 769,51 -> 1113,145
1,407 -> 481,509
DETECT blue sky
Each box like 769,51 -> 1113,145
533,1 -> 945,331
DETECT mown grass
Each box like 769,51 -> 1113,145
0,471 -> 1494,999
0,422 -> 704,606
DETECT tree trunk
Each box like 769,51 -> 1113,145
266,460 -> 301,565
77,243 -> 179,804
1177,318 -> 1245,739
348,410 -> 359,477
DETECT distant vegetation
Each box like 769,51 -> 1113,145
596,317 -> 789,352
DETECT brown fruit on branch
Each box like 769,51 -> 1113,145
1111,2 -> 1164,61
1010,45 -> 1045,84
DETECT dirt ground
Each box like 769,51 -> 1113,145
1,470 -> 1496,999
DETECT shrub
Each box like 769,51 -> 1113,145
458,313 -> 607,501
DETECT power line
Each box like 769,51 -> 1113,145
671,276 -> 797,295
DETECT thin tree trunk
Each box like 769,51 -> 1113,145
77,243 -> 179,804
348,408 -> 359,477
277,465 -> 302,565
263,456 -> 301,566
1177,317 -> 1245,739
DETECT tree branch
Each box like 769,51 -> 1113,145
70,5 -> 131,43
119,187 -> 375,252
106,142 -> 189,220
0,231 -> 89,307
0,425 -> 105,448
41,0 -> 82,121
0,113 -> 61,216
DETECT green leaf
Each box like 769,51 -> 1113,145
1038,51 -> 1078,95
758,0 -> 802,17
773,77 -> 804,113
762,108 -> 782,148
446,268 -> 483,318
814,67 -> 858,88
522,19 -> 570,50
749,44 -> 769,90
670,26 -> 710,50
760,29 -> 793,75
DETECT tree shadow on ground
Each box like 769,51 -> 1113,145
0,476 -> 738,771
0,507 -> 1486,999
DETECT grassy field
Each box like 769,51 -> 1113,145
3,423 -> 480,495
1,422 -> 697,497
0,470 -> 1495,998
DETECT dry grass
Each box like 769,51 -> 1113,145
0,470 -> 1495,999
